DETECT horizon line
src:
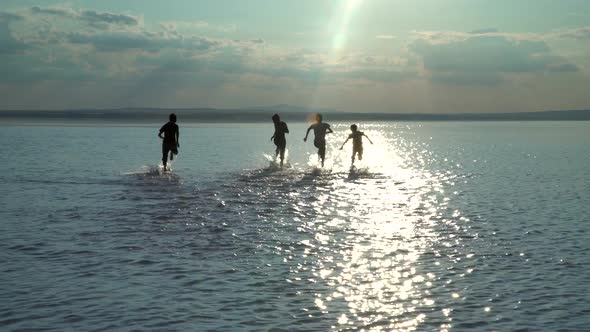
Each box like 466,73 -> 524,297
1,108 -> 590,122
0,107 -> 589,115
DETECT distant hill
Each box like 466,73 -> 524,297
243,104 -> 335,114
1,107 -> 589,122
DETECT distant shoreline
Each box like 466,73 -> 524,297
1,108 -> 589,122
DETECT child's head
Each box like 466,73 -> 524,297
350,124 -> 358,132
169,113 -> 177,122
272,113 -> 280,123
315,113 -> 323,123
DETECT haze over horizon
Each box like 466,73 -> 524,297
1,0 -> 589,113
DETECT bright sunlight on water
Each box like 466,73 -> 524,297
1,121 -> 589,331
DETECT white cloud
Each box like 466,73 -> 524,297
556,26 -> 590,40
413,26 -> 590,43
160,20 -> 237,33
375,35 -> 396,40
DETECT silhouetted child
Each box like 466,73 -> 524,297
303,113 -> 333,167
158,113 -> 179,171
270,113 -> 289,167
340,124 -> 373,165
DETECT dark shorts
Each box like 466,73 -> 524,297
162,142 -> 178,159
313,139 -> 325,149
353,145 -> 363,155
314,139 -> 326,158
274,138 -> 286,150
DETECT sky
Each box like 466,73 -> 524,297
0,0 -> 589,113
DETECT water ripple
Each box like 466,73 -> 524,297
2,122 -> 590,331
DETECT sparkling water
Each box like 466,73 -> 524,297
1,121 -> 589,331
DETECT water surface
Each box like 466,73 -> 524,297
1,121 -> 589,331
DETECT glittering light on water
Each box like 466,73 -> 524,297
293,123 -> 463,330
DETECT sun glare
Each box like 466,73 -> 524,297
297,123 -> 454,330
331,0 -> 364,51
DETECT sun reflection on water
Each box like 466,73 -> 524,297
234,123 -> 469,329
295,123 -> 458,330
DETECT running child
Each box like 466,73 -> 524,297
339,124 -> 373,165
303,113 -> 333,167
158,113 -> 179,171
270,113 -> 289,167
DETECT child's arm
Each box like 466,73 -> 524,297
158,125 -> 165,139
176,128 -> 180,147
363,133 -> 373,144
339,137 -> 350,150
326,125 -> 333,134
303,126 -> 312,141
284,123 -> 289,134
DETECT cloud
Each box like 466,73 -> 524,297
410,35 -> 578,85
0,11 -> 24,22
0,17 -> 27,55
412,36 -> 552,73
30,6 -> 139,27
375,35 -> 396,39
130,43 -> 416,89
0,5 -> 416,91
30,6 -> 75,17
546,63 -> 579,72
415,26 -> 590,43
557,26 -> 590,40
159,20 -> 237,35
67,31 -> 220,52
431,72 -> 503,86
80,10 -> 138,26
411,29 -> 549,45
332,68 -> 415,83
409,34 -> 582,86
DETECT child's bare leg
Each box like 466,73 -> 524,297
162,150 -> 168,170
